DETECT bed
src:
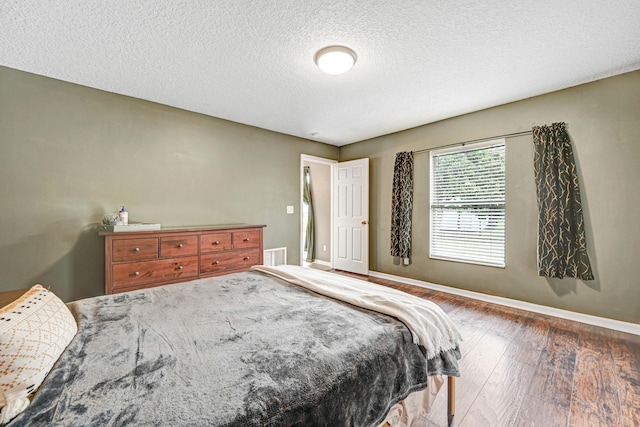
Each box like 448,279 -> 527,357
1,265 -> 461,426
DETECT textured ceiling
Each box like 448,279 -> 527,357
2,1 -> 640,146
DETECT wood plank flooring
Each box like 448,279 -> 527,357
338,272 -> 640,427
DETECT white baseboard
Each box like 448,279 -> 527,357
368,270 -> 640,336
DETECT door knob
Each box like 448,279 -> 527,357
362,220 -> 368,225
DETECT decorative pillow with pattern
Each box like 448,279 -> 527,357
0,285 -> 78,424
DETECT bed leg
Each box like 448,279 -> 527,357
447,376 -> 455,427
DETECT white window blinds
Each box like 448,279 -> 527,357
430,140 -> 505,267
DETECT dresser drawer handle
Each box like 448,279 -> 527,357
134,271 -> 140,276
134,248 -> 140,252
214,261 -> 220,265
214,241 -> 220,245
178,243 -> 183,248
244,256 -> 250,261
178,265 -> 183,270
244,238 -> 250,242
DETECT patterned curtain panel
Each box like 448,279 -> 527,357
390,152 -> 414,264
532,122 -> 594,280
303,166 -> 315,263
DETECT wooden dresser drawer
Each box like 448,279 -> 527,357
233,230 -> 261,249
112,256 -> 199,291
113,238 -> 158,262
200,233 -> 232,253
200,248 -> 261,275
160,236 -> 198,258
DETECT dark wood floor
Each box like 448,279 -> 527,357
339,272 -> 640,427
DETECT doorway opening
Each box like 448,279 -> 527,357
300,155 -> 335,270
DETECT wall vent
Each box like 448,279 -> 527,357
264,247 -> 287,266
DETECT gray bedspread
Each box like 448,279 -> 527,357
9,271 -> 459,427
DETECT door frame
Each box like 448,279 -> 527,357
300,154 -> 337,267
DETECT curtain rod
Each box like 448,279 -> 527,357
412,130 -> 532,155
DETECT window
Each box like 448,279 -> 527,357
430,139 -> 505,267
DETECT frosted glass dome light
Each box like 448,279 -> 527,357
314,46 -> 357,75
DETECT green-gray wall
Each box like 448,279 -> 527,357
2,65 -> 639,324
0,66 -> 338,302
340,70 -> 640,324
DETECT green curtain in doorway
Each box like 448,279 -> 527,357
532,122 -> 594,280
303,166 -> 315,263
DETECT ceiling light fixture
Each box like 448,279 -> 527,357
314,46 -> 357,75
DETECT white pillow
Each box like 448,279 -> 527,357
0,285 -> 78,424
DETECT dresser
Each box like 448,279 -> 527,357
100,225 -> 265,294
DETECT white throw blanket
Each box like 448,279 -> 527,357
251,265 -> 462,359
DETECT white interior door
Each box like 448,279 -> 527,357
333,158 -> 369,274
